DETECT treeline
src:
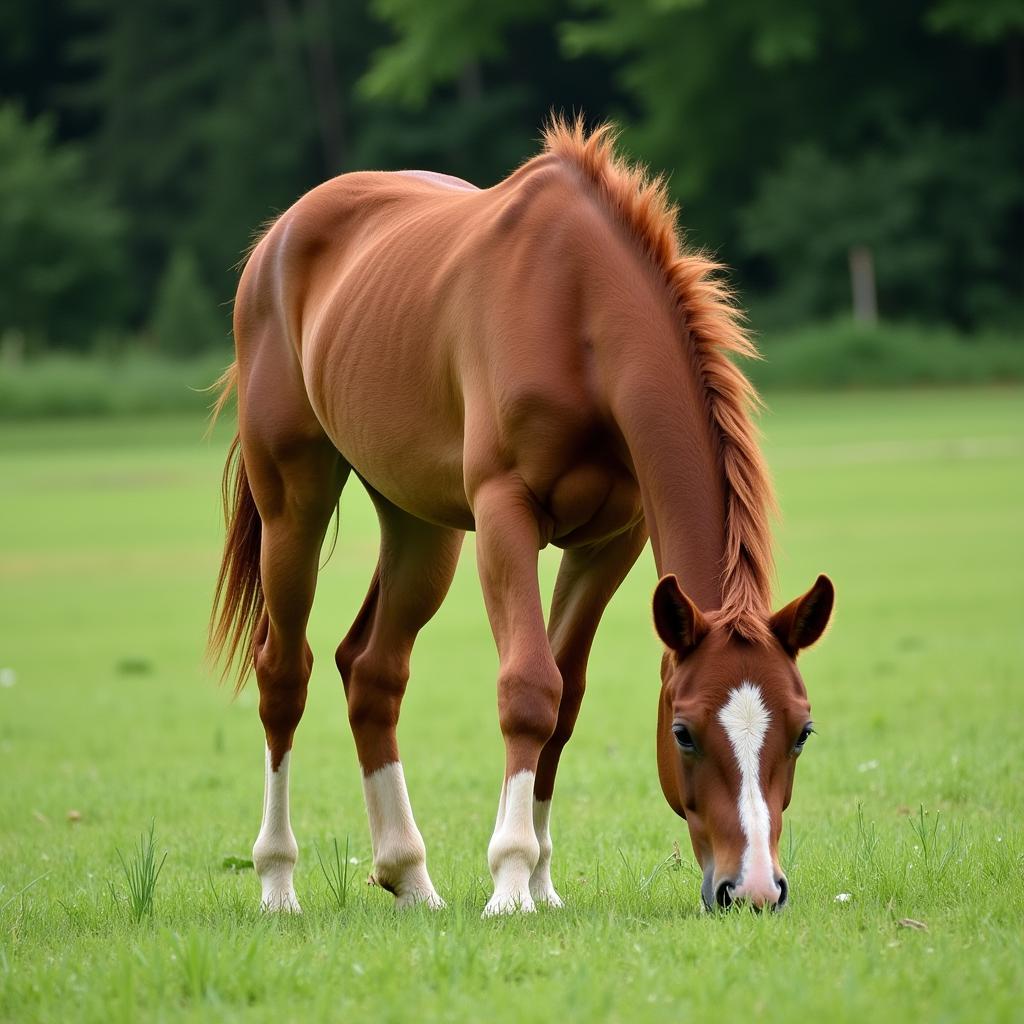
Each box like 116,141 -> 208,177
2,0 -> 1022,358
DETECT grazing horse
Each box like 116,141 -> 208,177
208,119 -> 834,916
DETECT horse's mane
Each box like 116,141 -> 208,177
542,117 -> 777,641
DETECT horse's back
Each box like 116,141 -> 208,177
395,170 -> 478,192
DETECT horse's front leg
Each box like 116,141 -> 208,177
531,522 -> 648,906
472,479 -> 563,916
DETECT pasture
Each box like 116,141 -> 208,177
1,388 -> 1021,1022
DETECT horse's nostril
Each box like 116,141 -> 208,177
715,880 -> 734,909
776,876 -> 789,909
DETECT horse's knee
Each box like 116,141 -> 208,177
497,657 -> 562,750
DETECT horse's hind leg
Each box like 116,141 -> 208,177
336,492 -> 464,908
243,402 -> 348,912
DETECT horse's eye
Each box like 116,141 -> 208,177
673,723 -> 696,752
794,723 -> 815,753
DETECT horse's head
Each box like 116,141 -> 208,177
652,573 -> 834,911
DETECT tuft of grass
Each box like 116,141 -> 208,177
315,836 -> 352,912
114,822 -> 167,924
908,805 -> 966,888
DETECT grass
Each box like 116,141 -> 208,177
0,389 -> 1022,1022
113,822 -> 167,923
315,836 -> 353,912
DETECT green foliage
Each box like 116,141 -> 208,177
748,319 -> 1024,389
4,0 -> 1022,350
927,0 -> 1024,42
362,0 -> 547,107
67,0 -> 324,319
557,0 -> 1024,327
740,115 -> 1024,326
0,103 -> 126,350
150,247 -> 226,357
0,350 -> 231,419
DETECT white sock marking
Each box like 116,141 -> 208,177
484,770 -> 540,916
362,761 -> 443,909
529,798 -> 563,907
253,746 -> 301,913
717,682 -> 779,901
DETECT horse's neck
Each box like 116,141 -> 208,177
605,325 -> 728,613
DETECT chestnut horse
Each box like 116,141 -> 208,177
208,120 -> 834,916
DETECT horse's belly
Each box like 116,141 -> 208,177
327,412 -> 472,529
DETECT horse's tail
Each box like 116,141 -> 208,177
207,363 -> 264,691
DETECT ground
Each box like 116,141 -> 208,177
0,389 -> 1021,1023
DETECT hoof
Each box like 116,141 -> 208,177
482,890 -> 536,917
530,884 -> 564,908
261,889 -> 302,914
395,888 -> 446,910
371,864 -> 445,911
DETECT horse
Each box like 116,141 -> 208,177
208,118 -> 834,916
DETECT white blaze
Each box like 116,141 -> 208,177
717,682 -> 777,899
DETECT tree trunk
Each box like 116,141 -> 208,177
301,0 -> 346,175
848,244 -> 878,325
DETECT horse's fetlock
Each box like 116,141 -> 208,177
536,834 -> 553,862
253,834 -> 298,875
373,836 -> 427,890
488,831 -> 541,878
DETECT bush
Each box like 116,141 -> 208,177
0,349 -> 233,419
749,319 -> 1024,390
150,247 -> 228,356
0,321 -> 1020,421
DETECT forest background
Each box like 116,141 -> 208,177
2,0 -> 1023,414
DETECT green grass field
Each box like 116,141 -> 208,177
1,389 -> 1022,1023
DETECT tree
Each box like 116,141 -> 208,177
740,118 -> 1024,327
149,246 -> 225,356
0,103 -> 125,350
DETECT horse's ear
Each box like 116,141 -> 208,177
770,574 -> 835,656
653,574 -> 709,659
